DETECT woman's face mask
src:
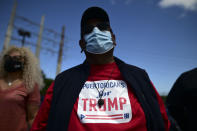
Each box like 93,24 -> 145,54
84,27 -> 114,54
4,55 -> 24,72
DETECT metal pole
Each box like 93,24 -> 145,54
22,36 -> 25,46
35,15 -> 45,60
3,1 -> 17,51
56,26 -> 65,75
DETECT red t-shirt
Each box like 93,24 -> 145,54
31,62 -> 170,131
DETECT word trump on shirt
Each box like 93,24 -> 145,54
81,97 -> 127,111
77,80 -> 132,123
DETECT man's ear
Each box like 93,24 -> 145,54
110,29 -> 116,46
79,39 -> 86,53
111,33 -> 116,46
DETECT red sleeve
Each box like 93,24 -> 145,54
30,82 -> 54,131
151,82 -> 171,131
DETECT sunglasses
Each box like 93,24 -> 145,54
83,22 -> 110,34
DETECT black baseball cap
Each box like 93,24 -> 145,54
80,7 -> 110,37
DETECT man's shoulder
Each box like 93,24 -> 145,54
115,57 -> 146,73
125,63 -> 151,82
124,63 -> 145,72
184,68 -> 197,76
180,68 -> 197,79
55,64 -> 84,80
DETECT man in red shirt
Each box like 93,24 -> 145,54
31,6 -> 170,131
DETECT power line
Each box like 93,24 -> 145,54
16,15 -> 40,27
16,14 -> 61,37
11,36 -> 58,54
13,24 -> 60,45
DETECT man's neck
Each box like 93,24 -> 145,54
86,52 -> 115,65
85,48 -> 115,65
88,56 -> 114,65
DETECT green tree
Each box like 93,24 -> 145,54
40,71 -> 53,96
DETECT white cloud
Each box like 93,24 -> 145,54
159,0 -> 197,11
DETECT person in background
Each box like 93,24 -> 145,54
166,68 -> 197,131
31,6 -> 170,131
0,46 -> 44,131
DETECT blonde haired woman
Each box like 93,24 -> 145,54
0,46 -> 44,131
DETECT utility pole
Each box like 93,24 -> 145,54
56,26 -> 65,75
17,29 -> 31,46
36,15 -> 45,60
3,1 -> 17,51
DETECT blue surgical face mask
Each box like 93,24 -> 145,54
84,27 -> 114,54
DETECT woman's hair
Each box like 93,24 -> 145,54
0,46 -> 44,91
